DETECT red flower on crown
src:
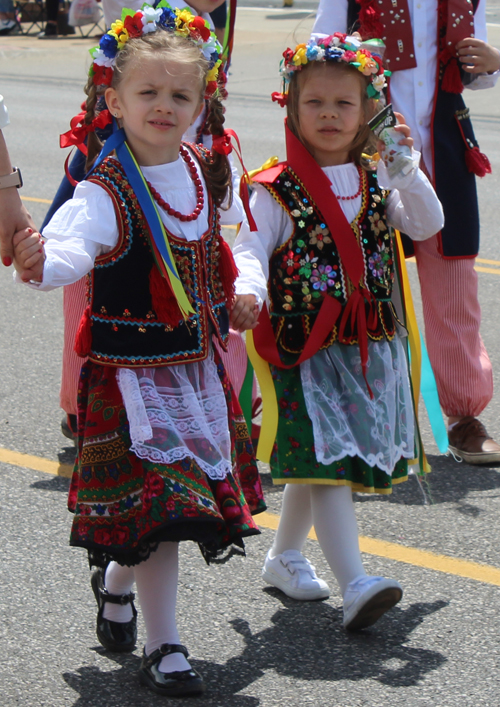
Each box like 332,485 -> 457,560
124,12 -> 144,38
190,15 -> 210,41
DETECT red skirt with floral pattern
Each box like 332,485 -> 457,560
68,353 -> 266,567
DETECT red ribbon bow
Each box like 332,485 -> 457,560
212,131 -> 233,155
60,109 -> 112,155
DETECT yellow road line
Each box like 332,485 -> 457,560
22,196 -> 52,204
257,511 -> 500,587
0,447 -> 73,478
406,256 -> 500,275
2,446 -> 500,587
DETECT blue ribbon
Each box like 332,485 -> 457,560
418,330 -> 449,454
88,122 -> 185,292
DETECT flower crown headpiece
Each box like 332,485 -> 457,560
272,32 -> 391,106
89,1 -> 223,97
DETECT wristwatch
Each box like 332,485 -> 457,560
0,167 -> 22,189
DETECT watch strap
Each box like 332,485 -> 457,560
0,167 -> 22,189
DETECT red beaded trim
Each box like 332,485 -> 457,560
333,166 -> 363,201
146,146 -> 204,222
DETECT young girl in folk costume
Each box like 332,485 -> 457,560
46,0 -> 245,445
13,4 -> 265,696
232,34 -> 443,630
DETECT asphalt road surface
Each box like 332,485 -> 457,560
1,5 -> 500,707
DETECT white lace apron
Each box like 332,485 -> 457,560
116,351 -> 232,480
300,336 -> 415,475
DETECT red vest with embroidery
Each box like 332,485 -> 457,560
79,156 -> 232,367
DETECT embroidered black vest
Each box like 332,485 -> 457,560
265,166 -> 397,359
84,157 -> 230,367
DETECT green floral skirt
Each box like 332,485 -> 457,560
270,364 -> 408,494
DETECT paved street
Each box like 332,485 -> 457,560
1,4 -> 500,706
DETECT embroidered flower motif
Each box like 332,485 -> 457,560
368,252 -> 384,278
310,264 -> 336,291
283,249 -> 301,276
368,212 -> 387,236
308,224 -> 332,249
298,251 -> 318,278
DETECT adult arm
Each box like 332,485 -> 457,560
0,96 -> 36,267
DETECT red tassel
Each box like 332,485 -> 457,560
442,59 -> 463,94
218,236 -> 239,304
74,305 -> 92,357
358,2 -> 384,39
149,266 -> 182,328
465,146 -> 492,178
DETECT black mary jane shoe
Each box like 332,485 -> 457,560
90,567 -> 137,652
138,643 -> 205,697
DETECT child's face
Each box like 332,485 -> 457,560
297,65 -> 365,167
105,55 -> 204,166
188,0 -> 226,17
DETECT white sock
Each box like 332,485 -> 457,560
134,542 -> 191,673
310,485 -> 366,596
271,484 -> 313,557
102,562 -> 135,623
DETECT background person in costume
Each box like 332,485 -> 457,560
313,0 -> 500,465
232,34 -> 443,630
12,5 -> 265,697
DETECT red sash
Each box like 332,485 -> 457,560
252,122 -> 376,396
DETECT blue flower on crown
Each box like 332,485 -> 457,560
101,33 -> 119,58
324,46 -> 343,60
158,7 -> 176,29
306,43 -> 321,61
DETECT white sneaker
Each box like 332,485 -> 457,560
261,549 -> 330,601
343,575 -> 402,631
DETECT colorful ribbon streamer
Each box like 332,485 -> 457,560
246,330 -> 278,463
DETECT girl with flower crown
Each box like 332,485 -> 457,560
232,33 -> 443,631
12,4 -> 265,697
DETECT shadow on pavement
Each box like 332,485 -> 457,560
63,595 -> 446,706
355,454 -> 500,509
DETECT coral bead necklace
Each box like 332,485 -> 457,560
146,146 -> 204,222
333,166 -> 363,201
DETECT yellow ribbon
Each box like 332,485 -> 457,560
246,329 -> 278,463
394,230 -> 431,473
247,156 -> 279,180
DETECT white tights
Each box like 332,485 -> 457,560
102,542 -> 190,672
271,484 -> 366,596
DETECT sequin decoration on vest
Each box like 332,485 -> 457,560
76,156 -> 233,367
265,167 -> 397,360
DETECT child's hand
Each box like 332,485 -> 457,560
376,112 -> 413,155
13,227 -> 45,282
456,38 -> 500,75
230,294 -> 259,332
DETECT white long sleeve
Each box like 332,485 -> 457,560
20,152 -> 244,291
234,160 -> 444,302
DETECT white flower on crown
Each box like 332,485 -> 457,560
141,6 -> 162,32
372,73 -> 386,91
91,47 -> 115,68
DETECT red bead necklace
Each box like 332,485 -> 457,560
146,146 -> 204,222
333,166 -> 363,201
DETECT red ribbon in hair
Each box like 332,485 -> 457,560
212,128 -> 258,232
271,92 -> 288,107
60,109 -> 113,154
